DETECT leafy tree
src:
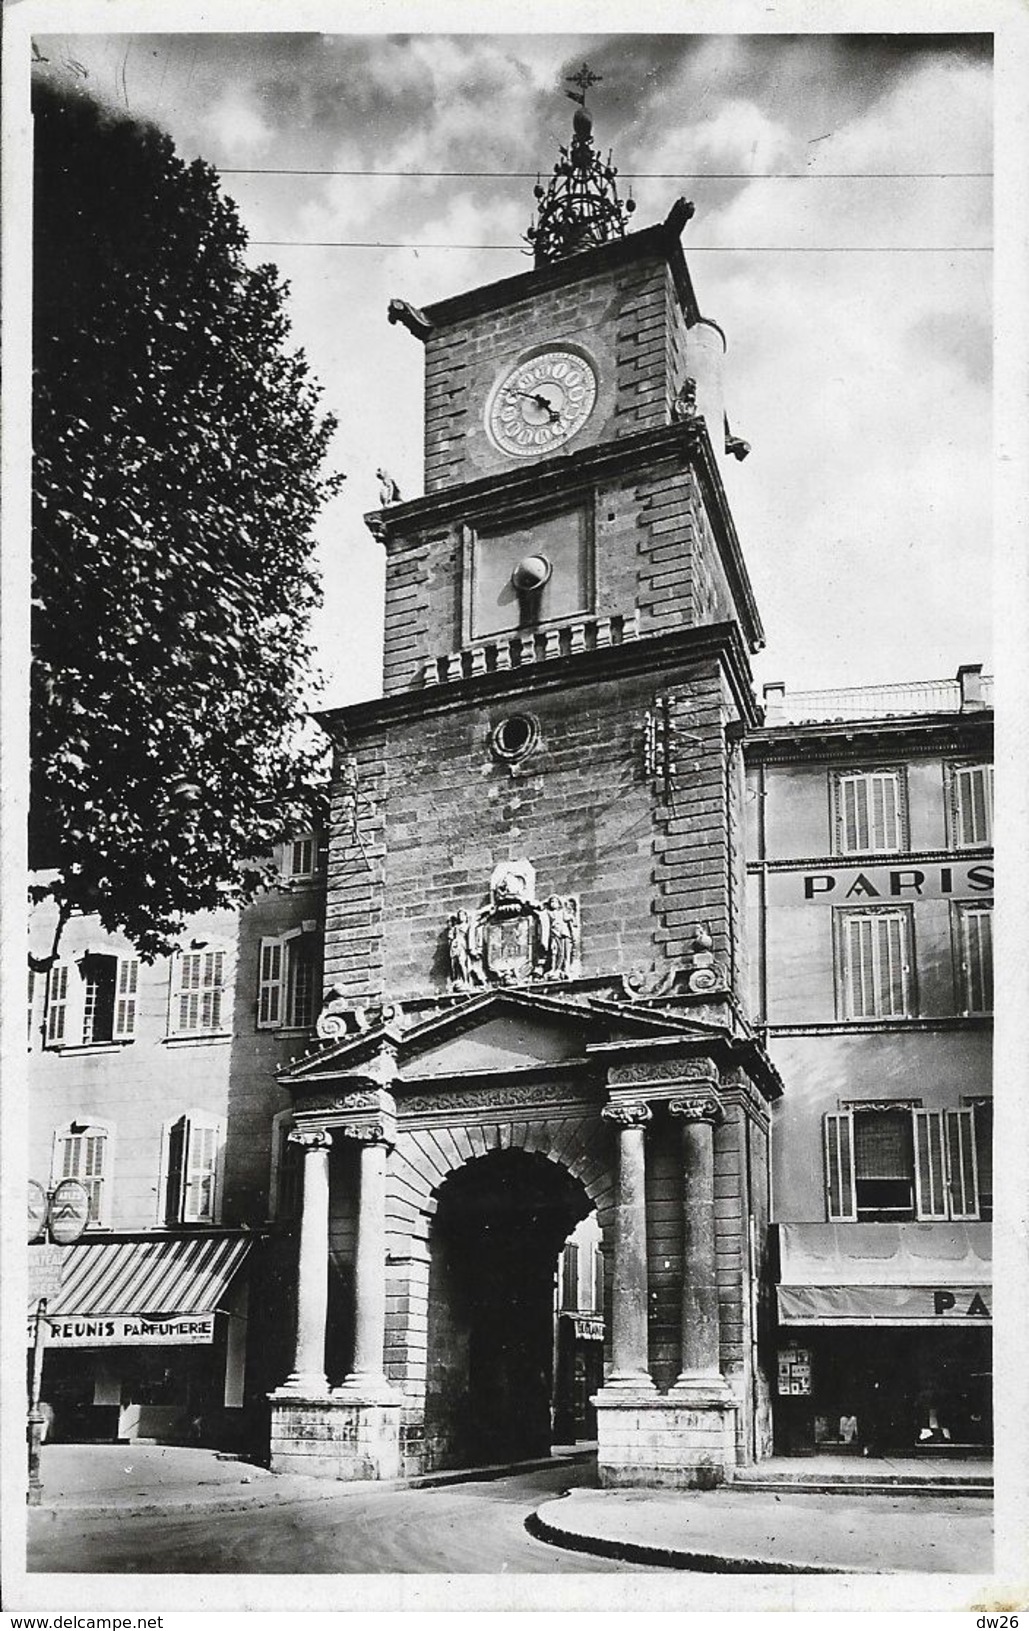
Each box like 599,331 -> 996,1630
31,79 -> 344,962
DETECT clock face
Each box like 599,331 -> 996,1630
488,350 -> 597,457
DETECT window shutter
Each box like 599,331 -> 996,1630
165,1117 -> 186,1222
592,1247 -> 604,1315
954,764 -> 993,848
257,938 -> 284,1028
201,951 -> 225,1031
182,1116 -> 221,1223
876,912 -> 909,1017
842,915 -> 874,1018
824,1112 -> 857,1220
114,957 -> 139,1038
913,1109 -> 949,1219
562,1244 -> 579,1309
959,904 -> 992,1014
945,1108 -> 979,1219
176,949 -> 226,1034
46,962 -> 70,1044
59,1128 -> 106,1223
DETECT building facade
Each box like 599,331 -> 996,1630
27,834 -> 324,1450
747,669 -> 993,1455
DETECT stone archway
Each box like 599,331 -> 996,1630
423,1148 -> 593,1469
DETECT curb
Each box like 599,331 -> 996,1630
731,1478 -> 993,1499
524,1508 -> 854,1575
31,1449 -> 594,1518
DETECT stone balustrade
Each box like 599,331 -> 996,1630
421,609 -> 640,687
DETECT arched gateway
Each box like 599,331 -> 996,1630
270,988 -> 781,1487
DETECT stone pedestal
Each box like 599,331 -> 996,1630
269,1396 -> 402,1481
594,1384 -> 737,1489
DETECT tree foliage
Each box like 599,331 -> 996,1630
31,80 -> 344,960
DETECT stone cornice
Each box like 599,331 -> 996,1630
745,713 -> 993,761
318,618 -> 760,739
746,848 -> 993,874
408,205 -> 702,335
361,418 -> 764,660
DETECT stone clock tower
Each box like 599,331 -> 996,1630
272,73 -> 783,1489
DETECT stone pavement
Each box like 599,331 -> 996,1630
530,1483 -> 994,1574
31,1443 -> 994,1573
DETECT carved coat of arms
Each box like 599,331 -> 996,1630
446,859 -> 580,990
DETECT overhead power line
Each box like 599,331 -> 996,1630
250,240 -> 992,252
223,167 -> 991,180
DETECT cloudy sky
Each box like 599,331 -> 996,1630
30,27 -> 993,709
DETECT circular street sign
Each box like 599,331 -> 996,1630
48,1179 -> 91,1245
28,1180 -> 48,1243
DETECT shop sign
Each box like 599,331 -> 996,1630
801,863 -> 992,903
28,1244 -> 66,1301
33,1313 -> 216,1347
778,1284 -> 991,1324
777,1347 -> 812,1395
570,1315 -> 605,1341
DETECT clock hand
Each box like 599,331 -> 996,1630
513,389 -> 562,424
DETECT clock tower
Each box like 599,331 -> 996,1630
273,73 -> 783,1490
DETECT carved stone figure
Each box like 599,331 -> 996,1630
448,909 -> 486,989
539,894 -> 577,980
376,467 -> 402,506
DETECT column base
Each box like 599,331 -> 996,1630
332,1371 -> 402,1405
272,1373 -> 330,1398
269,1394 -> 402,1481
593,1385 -> 737,1489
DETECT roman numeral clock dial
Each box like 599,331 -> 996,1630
488,350 -> 598,457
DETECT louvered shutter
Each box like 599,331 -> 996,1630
954,764 -> 993,847
46,962 -> 70,1044
165,1117 -> 186,1222
182,1116 -> 221,1223
959,905 -> 992,1014
562,1244 -> 580,1310
876,911 -> 910,1017
945,1108 -> 980,1219
824,1112 -> 857,1220
257,938 -> 284,1028
913,1109 -> 949,1219
114,957 -> 139,1038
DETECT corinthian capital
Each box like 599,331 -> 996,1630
602,1101 -> 652,1129
669,1094 -> 723,1126
287,1127 -> 333,1151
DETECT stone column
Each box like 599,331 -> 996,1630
670,1094 -> 723,1384
281,1127 -> 332,1394
602,1101 -> 655,1389
335,1127 -> 396,1401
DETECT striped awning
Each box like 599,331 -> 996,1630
33,1234 -> 251,1346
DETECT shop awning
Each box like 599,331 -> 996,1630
31,1233 -> 252,1347
777,1223 -> 991,1327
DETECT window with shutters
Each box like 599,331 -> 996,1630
169,947 -> 230,1037
256,930 -> 320,1031
948,763 -> 993,849
44,953 -> 139,1047
52,1121 -> 112,1227
560,1243 -> 580,1310
833,768 -> 907,855
954,901 -> 993,1014
824,1104 -> 988,1222
160,1111 -> 225,1225
836,906 -> 914,1020
278,831 -> 323,883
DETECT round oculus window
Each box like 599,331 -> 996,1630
491,714 -> 539,762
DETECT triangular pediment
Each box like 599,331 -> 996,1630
279,985 -> 741,1093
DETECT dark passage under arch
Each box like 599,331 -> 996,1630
424,1147 -> 593,1470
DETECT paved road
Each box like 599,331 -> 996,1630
28,1463 -> 663,1575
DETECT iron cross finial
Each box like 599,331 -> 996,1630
566,62 -> 602,99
